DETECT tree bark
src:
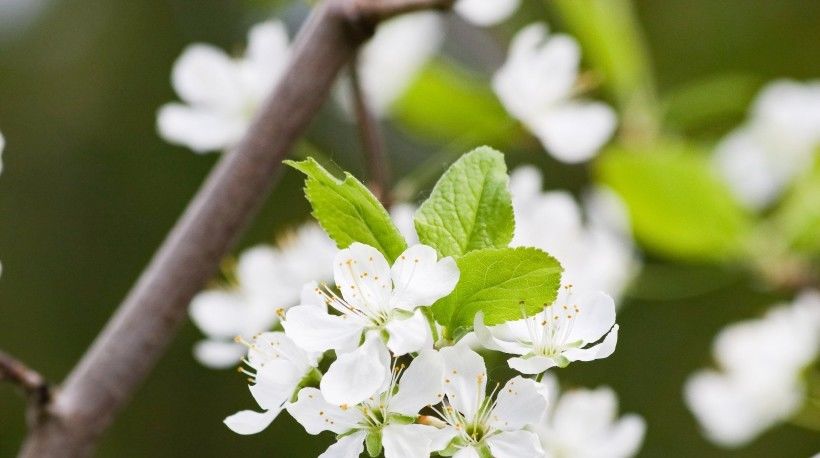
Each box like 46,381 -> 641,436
18,1 -> 452,456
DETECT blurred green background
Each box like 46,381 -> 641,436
1,0 -> 820,456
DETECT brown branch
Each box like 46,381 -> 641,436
17,0 -> 453,457
0,350 -> 50,412
349,58 -> 391,204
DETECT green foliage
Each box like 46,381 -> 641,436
772,161 -> 820,255
663,74 -> 762,133
432,247 -> 563,339
286,158 -> 407,261
552,0 -> 656,110
414,147 -> 514,258
392,59 -> 518,147
597,143 -> 752,262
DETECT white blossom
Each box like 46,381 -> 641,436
509,166 -> 638,303
224,331 -> 321,435
287,341 -> 447,458
431,344 -> 547,457
493,23 -> 617,163
684,290 -> 820,447
533,376 -> 646,458
475,285 -> 619,374
455,0 -> 520,26
190,224 -> 335,369
713,80 -> 820,209
157,20 -> 290,153
283,242 -> 458,357
337,12 -> 444,118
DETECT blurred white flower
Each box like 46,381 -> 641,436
224,331 -> 321,435
713,80 -> 820,209
283,243 -> 458,356
533,377 -> 646,458
510,166 -> 638,303
475,285 -> 619,374
189,224 -> 335,369
337,12 -> 444,118
0,130 -> 4,174
287,343 -> 447,458
157,21 -> 290,153
389,203 -> 419,244
684,290 -> 820,447
493,23 -> 617,163
455,0 -> 520,26
432,344 -> 547,457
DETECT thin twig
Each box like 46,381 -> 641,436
348,57 -> 391,204
17,0 -> 453,457
0,350 -> 50,413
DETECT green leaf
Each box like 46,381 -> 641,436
392,59 -> 519,147
663,73 -> 762,134
432,247 -> 563,338
772,161 -> 820,255
596,142 -> 752,262
286,157 -> 407,261
365,430 -> 382,457
414,147 -> 514,258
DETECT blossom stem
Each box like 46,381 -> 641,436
0,349 -> 50,411
17,1 -> 454,456
348,57 -> 391,205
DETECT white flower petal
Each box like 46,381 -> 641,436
490,376 -> 547,430
156,103 -> 245,153
192,340 -> 246,369
189,290 -> 246,338
552,387 -> 618,440
283,305 -> 363,353
341,12 -> 443,118
563,324 -> 619,362
386,309 -> 433,355
287,387 -> 363,435
507,355 -> 558,375
321,337 -> 390,406
590,414 -> 646,457
319,430 -> 367,458
473,313 -> 531,356
453,446 -> 481,458
248,360 -> 303,410
223,408 -> 279,435
333,243 -> 393,315
684,369 -> 801,447
390,203 -> 419,244
382,424 -> 443,458
529,100 -> 617,163
390,244 -> 459,311
440,344 -> 487,420
242,20 -> 290,97
713,127 -> 784,209
171,44 -> 243,109
566,291 -> 617,344
455,0 -> 520,26
485,430 -> 545,458
391,349 -> 445,416
493,25 -> 579,122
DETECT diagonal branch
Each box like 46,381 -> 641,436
17,0 -> 453,457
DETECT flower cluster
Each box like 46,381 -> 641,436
219,237 -> 641,457
685,290 -> 820,447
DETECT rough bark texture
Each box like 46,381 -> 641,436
18,1 -> 452,456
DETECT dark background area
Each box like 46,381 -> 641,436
1,0 -> 819,456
